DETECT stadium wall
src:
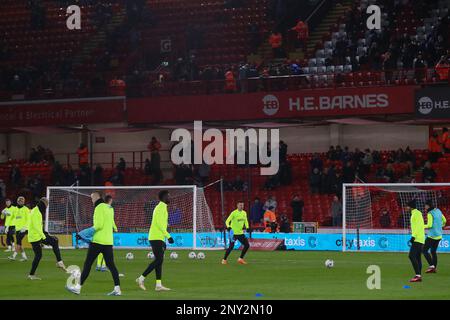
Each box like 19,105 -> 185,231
1,125 -> 428,162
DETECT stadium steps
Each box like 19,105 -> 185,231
72,9 -> 126,67
303,0 -> 352,58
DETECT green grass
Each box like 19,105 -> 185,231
1,249 -> 450,300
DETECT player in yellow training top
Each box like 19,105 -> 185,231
222,201 -> 250,265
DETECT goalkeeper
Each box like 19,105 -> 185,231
407,199 -> 425,283
423,200 -> 446,273
1,199 -> 16,252
28,197 -> 67,280
136,190 -> 174,292
222,201 -> 250,265
67,191 -> 122,296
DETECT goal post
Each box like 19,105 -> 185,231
342,183 -> 450,252
46,184 -> 223,250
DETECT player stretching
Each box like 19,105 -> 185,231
1,199 -> 16,252
28,197 -> 67,280
423,200 -> 446,273
96,195 -> 118,272
67,191 -> 122,296
407,199 -> 425,282
222,201 -> 250,265
136,190 -> 174,292
8,196 -> 29,261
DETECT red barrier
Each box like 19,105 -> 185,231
0,97 -> 125,127
128,85 -> 417,123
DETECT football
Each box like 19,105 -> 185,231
125,252 -> 134,260
147,252 -> 154,259
197,252 -> 205,259
188,251 -> 197,259
170,252 -> 179,259
325,259 -> 334,268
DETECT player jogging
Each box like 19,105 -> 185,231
8,196 -> 30,261
406,199 -> 425,282
96,195 -> 118,272
222,201 -> 250,265
67,191 -> 122,296
136,190 -> 174,292
28,197 -> 67,280
423,200 -> 446,273
1,199 -> 16,252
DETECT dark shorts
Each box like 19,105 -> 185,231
231,234 -> 247,244
16,230 -> 27,245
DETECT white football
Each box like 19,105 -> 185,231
188,251 -> 197,259
170,252 -> 178,259
197,252 -> 205,259
147,252 -> 154,259
125,252 -> 134,260
325,259 -> 334,268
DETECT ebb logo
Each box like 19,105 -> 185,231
417,96 -> 433,115
262,94 -> 279,116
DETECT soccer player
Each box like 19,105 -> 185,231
67,191 -> 122,296
28,197 -> 67,280
8,196 -> 29,261
222,201 -> 250,265
406,199 -> 425,282
1,199 -> 16,252
96,195 -> 118,272
423,200 -> 446,273
136,190 -> 174,292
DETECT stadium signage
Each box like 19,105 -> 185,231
415,87 -> 450,119
128,86 -> 415,123
0,97 -> 125,127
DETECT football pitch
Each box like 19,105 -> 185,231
1,249 -> 450,300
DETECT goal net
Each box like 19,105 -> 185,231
343,183 -> 450,252
46,185 -> 222,249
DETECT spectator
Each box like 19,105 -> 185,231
263,195 -> 277,212
310,153 -> 323,171
343,161 -> 356,183
148,137 -> 162,184
383,163 -> 396,183
109,76 -> 126,96
290,20 -> 308,51
290,194 -> 304,222
109,168 -> 124,186
224,69 -> 237,93
279,214 -> 291,233
93,164 -> 104,185
320,167 -> 333,194
331,195 -> 342,227
76,143 -> 89,169
428,132 -> 441,163
442,127 -> 450,154
309,168 -> 321,194
232,175 -> 247,191
144,158 -> 151,175
413,52 -> 427,83
116,158 -> 126,172
10,165 -> 21,187
379,209 -> 391,228
269,31 -> 284,59
250,197 -> 264,224
279,140 -> 288,164
51,161 -> 64,185
435,55 -> 449,81
263,207 -> 278,233
422,161 -> 436,183
0,179 -> 5,201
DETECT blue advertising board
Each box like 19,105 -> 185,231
72,232 -> 450,252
